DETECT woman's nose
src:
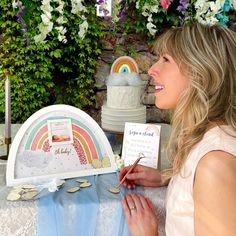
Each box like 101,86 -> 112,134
148,62 -> 159,78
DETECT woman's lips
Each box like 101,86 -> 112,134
154,84 -> 164,93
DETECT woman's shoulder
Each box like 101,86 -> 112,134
193,151 -> 236,235
204,125 -> 236,140
185,125 -> 236,177
197,125 -> 236,154
195,150 -> 236,190
197,150 -> 236,176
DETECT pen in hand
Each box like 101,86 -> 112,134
116,153 -> 145,189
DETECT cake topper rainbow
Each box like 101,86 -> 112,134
110,56 -> 139,74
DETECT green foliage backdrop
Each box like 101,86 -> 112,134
1,0 -> 235,123
0,0 -> 104,123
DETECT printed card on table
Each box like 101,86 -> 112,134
121,123 -> 161,169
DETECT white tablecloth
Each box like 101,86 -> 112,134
0,161 -> 166,236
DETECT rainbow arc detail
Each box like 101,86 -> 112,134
24,117 -> 102,164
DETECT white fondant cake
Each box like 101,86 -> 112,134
101,85 -> 146,132
107,86 -> 141,109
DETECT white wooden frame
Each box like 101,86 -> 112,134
6,105 -> 116,186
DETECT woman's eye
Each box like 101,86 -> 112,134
163,56 -> 169,62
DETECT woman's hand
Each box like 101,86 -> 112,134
122,193 -> 158,236
119,164 -> 163,189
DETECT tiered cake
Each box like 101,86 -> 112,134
101,56 -> 146,132
101,86 -> 146,132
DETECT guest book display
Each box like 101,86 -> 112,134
6,105 -> 117,186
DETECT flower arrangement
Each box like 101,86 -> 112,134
12,0 -> 236,43
114,154 -> 124,170
2,0 -> 104,123
195,0 -> 236,26
96,0 -> 236,36
12,0 -> 89,44
12,0 -> 31,45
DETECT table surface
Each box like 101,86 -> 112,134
0,123 -> 169,236
0,160 -> 166,236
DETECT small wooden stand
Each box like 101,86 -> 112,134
0,137 -> 11,160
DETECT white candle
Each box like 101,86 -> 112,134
5,77 -> 11,139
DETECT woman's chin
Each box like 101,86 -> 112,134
155,101 -> 167,110
155,101 -> 174,110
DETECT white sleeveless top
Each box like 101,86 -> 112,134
165,126 -> 236,236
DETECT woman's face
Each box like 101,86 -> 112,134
148,54 -> 189,109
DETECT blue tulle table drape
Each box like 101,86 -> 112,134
37,172 -> 143,236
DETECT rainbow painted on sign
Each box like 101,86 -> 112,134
110,56 -> 139,74
24,117 -> 102,165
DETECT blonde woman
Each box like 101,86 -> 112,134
119,23 -> 236,236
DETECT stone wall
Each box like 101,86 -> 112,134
91,33 -> 171,126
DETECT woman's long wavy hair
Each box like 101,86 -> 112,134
154,23 -> 236,179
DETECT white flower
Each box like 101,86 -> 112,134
12,0 -> 20,9
39,21 -> 53,34
61,27 -> 67,35
114,154 -> 124,170
35,0 -> 55,43
196,3 -> 209,15
116,159 -> 124,170
41,14 -> 51,24
135,0 -> 160,36
147,22 -> 157,35
53,0 -> 67,43
71,0 -> 87,15
42,0 -> 51,5
58,34 -> 66,42
194,0 -> 225,25
205,16 -> 219,25
209,1 -> 223,14
55,26 -> 63,32
41,4 -> 53,13
34,33 -> 47,43
56,16 -> 67,24
55,4 -> 64,14
78,20 -> 88,39
147,14 -> 153,22
195,0 -> 205,8
58,34 -> 63,41
151,5 -> 160,13
62,38 -> 67,43
56,26 -> 67,34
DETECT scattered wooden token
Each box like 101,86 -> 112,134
75,178 -> 88,183
67,186 -> 80,193
7,192 -> 21,201
7,183 -> 39,201
91,159 -> 102,168
108,187 -> 120,194
10,188 -> 23,195
21,184 -> 36,189
80,182 -> 92,188
102,157 -> 111,167
21,191 -> 38,200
